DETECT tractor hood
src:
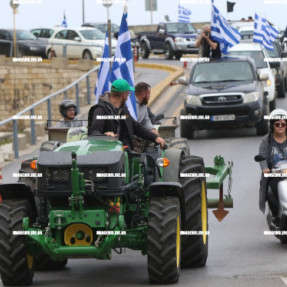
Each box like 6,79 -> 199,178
55,136 -> 123,156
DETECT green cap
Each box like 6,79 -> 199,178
111,79 -> 135,92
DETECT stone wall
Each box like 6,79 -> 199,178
0,58 -> 97,131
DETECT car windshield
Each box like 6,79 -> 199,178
266,42 -> 280,57
79,29 -> 105,40
166,23 -> 196,34
191,61 -> 255,83
229,51 -> 267,68
15,31 -> 37,40
93,24 -> 119,33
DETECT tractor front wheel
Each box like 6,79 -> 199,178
179,155 -> 208,268
147,197 -> 181,284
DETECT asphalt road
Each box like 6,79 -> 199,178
1,56 -> 287,287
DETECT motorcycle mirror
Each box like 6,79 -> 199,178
254,154 -> 266,162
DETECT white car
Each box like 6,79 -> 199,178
229,42 -> 276,111
46,27 -> 117,60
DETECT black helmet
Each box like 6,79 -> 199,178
59,100 -> 78,118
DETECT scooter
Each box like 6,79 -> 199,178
255,154 -> 287,243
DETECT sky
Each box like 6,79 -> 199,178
0,0 -> 286,31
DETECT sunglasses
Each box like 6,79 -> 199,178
274,122 -> 286,128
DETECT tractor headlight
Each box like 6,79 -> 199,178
185,95 -> 202,106
243,92 -> 259,103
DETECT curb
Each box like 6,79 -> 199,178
134,62 -> 184,106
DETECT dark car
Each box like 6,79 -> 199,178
30,28 -> 54,40
179,56 -> 269,138
0,29 -> 47,58
137,22 -> 198,60
265,40 -> 287,98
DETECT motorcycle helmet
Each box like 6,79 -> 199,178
59,100 -> 78,118
269,108 -> 287,132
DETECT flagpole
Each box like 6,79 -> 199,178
150,0 -> 153,25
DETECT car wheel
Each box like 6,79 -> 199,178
269,98 -> 276,111
83,50 -> 93,60
175,52 -> 183,60
47,49 -> 56,59
256,104 -> 269,136
277,78 -> 286,98
164,43 -> 174,60
180,109 -> 194,139
140,42 -> 150,59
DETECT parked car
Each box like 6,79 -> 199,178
82,22 -> 139,56
82,22 -> 119,37
137,22 -> 198,60
30,28 -> 54,40
46,27 -> 117,59
178,56 -> 269,138
0,29 -> 47,58
229,42 -> 276,111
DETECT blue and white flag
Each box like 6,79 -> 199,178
61,13 -> 67,27
95,31 -> 111,103
111,8 -> 137,120
178,5 -> 192,23
211,4 -> 241,54
254,14 -> 279,50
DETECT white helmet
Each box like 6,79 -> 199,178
269,108 -> 287,132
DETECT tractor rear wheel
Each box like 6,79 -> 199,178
179,155 -> 208,268
0,200 -> 34,286
147,197 -> 181,284
165,137 -> 190,155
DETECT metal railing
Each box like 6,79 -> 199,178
0,64 -> 100,158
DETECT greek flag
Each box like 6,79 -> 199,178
254,14 -> 279,50
111,8 -> 137,120
178,5 -> 192,23
211,4 -> 241,54
61,13 -> 67,28
95,31 -> 111,103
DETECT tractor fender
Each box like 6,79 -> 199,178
0,183 -> 38,219
140,36 -> 151,51
165,37 -> 176,51
163,149 -> 183,182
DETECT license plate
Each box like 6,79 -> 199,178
211,114 -> 235,121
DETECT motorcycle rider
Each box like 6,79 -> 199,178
258,108 -> 287,225
54,100 -> 85,128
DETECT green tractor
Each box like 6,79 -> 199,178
0,130 -> 233,285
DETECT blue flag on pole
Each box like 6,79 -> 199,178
254,14 -> 279,51
95,31 -> 111,103
211,4 -> 241,54
61,13 -> 67,28
178,5 -> 192,23
110,7 -> 137,120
